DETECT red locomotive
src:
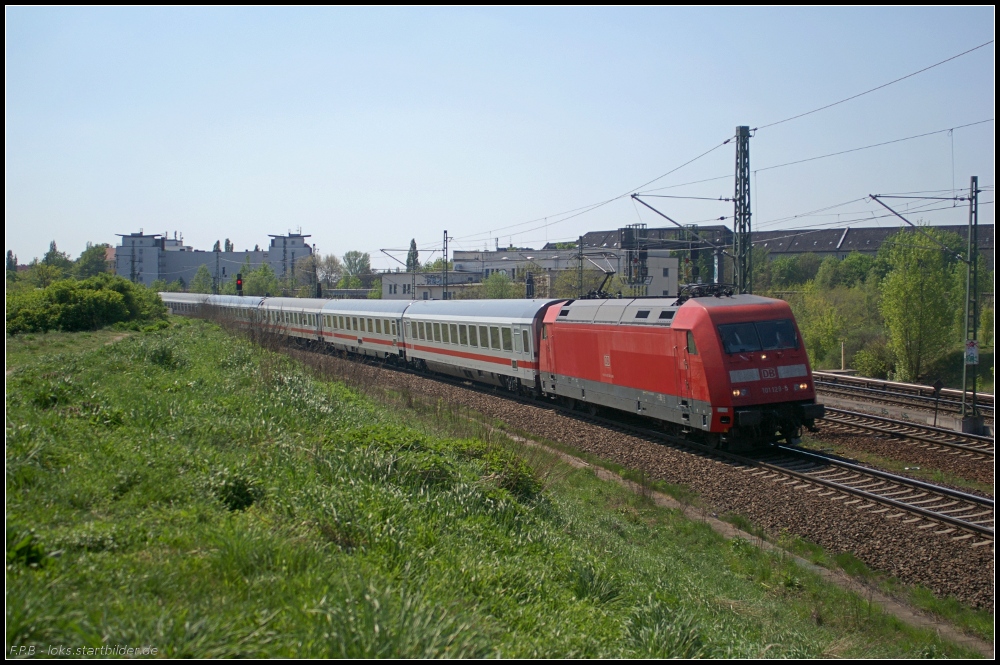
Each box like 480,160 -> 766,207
537,293 -> 823,449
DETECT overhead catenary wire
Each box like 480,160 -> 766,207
370,41 -> 995,267
753,119 -> 994,174
754,39 -> 995,131
443,134 -> 738,246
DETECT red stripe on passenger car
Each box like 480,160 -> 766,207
408,343 -> 537,369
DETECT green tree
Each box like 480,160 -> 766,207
551,268 -> 606,299
337,275 -> 363,289
212,240 -> 221,252
74,242 -> 111,279
980,305 -> 994,349
769,256 -> 800,289
6,250 -> 18,281
190,265 -> 214,293
342,251 -> 372,278
368,278 -> 383,299
421,258 -> 453,273
879,228 -> 959,381
795,253 -> 822,284
150,279 -> 183,292
318,254 -> 343,287
293,254 -> 320,295
793,282 -> 845,367
481,271 -> 522,298
243,263 -> 280,296
750,246 -> 772,291
406,239 -> 420,272
42,241 -> 73,273
24,260 -> 64,288
814,252 -> 876,290
224,239 -> 234,252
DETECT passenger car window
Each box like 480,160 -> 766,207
450,324 -> 459,345
522,330 -> 530,354
490,326 -> 501,350
433,323 -> 441,342
501,328 -> 513,351
375,319 -> 382,334
469,326 -> 478,347
479,326 -> 489,349
441,323 -> 450,343
459,325 -> 468,345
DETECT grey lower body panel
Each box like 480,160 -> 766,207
541,374 -> 714,430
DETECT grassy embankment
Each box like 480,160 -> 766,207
5,320 -> 985,657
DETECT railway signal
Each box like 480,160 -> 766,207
236,273 -> 243,296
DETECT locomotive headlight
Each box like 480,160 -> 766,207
793,382 -> 809,391
732,388 -> 748,397
760,354 -> 767,360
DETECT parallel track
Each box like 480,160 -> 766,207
745,446 -> 994,540
814,371 -> 994,421
555,401 -> 996,542
820,408 -> 995,459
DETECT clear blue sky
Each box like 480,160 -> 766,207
5,7 -> 994,268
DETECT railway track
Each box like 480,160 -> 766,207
813,371 -> 994,420
744,446 -> 994,541
820,407 -> 995,459
551,400 -> 996,543
415,368 -> 997,544
273,335 -> 999,545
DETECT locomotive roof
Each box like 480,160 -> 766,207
555,294 -> 786,326
684,294 -> 779,308
405,299 -> 564,321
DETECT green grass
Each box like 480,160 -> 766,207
4,319 -> 986,657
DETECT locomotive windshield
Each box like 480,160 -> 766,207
719,319 -> 798,354
756,319 -> 798,351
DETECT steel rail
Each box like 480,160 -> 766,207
822,408 -> 995,456
747,446 -> 994,538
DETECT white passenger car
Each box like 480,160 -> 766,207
401,299 -> 562,391
320,300 -> 411,359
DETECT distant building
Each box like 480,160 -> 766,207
114,231 -> 313,288
382,271 -> 482,301
452,247 -> 680,298
381,247 -> 681,301
571,223 -> 994,273
753,225 -> 994,271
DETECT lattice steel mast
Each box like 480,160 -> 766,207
733,126 -> 752,293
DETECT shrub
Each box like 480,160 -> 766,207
5,274 -> 167,334
852,340 -> 895,379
